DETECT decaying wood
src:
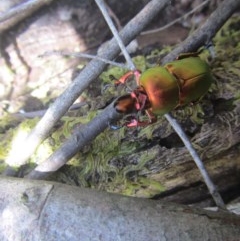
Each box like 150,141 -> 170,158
0,177 -> 240,241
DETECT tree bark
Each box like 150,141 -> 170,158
0,177 -> 240,241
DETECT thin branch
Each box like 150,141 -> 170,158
95,0 -> 136,70
11,102 -> 88,119
141,0 -> 210,35
0,0 -> 39,22
6,0 -> 169,174
104,2 -> 122,30
0,0 -> 54,33
25,103 -> 121,179
41,50 -> 128,69
164,114 -> 226,209
95,0 -> 225,209
162,0 -> 240,63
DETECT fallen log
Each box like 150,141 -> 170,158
0,177 -> 240,241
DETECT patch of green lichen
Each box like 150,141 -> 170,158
0,118 -> 31,161
107,176 -> 165,198
51,132 -> 166,197
0,117 -> 40,170
211,16 -> 240,103
0,112 -> 98,170
146,46 -> 173,66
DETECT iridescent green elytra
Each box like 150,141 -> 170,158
140,55 -> 213,115
114,53 -> 213,127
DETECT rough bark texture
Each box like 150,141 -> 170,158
0,177 -> 240,241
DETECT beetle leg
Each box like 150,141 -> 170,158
125,118 -> 139,127
109,114 -> 139,129
125,110 -> 157,127
125,117 -> 148,127
145,109 -> 157,124
114,69 -> 141,86
123,90 -> 152,127
114,71 -> 134,85
133,70 -> 141,85
177,52 -> 200,60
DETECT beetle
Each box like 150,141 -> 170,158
113,53 -> 213,127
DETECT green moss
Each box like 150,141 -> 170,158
0,118 -> 39,161
212,16 -> 240,102
119,177 -> 165,198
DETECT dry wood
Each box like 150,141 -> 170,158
0,177 -> 240,241
0,0 -> 54,33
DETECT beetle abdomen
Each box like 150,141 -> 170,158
165,57 -> 213,105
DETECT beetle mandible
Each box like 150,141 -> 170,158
113,53 -> 213,127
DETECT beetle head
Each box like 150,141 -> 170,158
114,87 -> 150,114
114,94 -> 137,114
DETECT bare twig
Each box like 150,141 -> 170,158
164,114 -> 226,209
25,104 -> 121,179
141,0 -> 210,35
41,50 -> 128,69
11,102 -> 88,119
162,0 -> 240,63
0,0 -> 41,22
0,0 -> 54,33
104,2 -> 122,30
95,0 -> 135,70
95,0 -> 225,209
12,0 -> 169,176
